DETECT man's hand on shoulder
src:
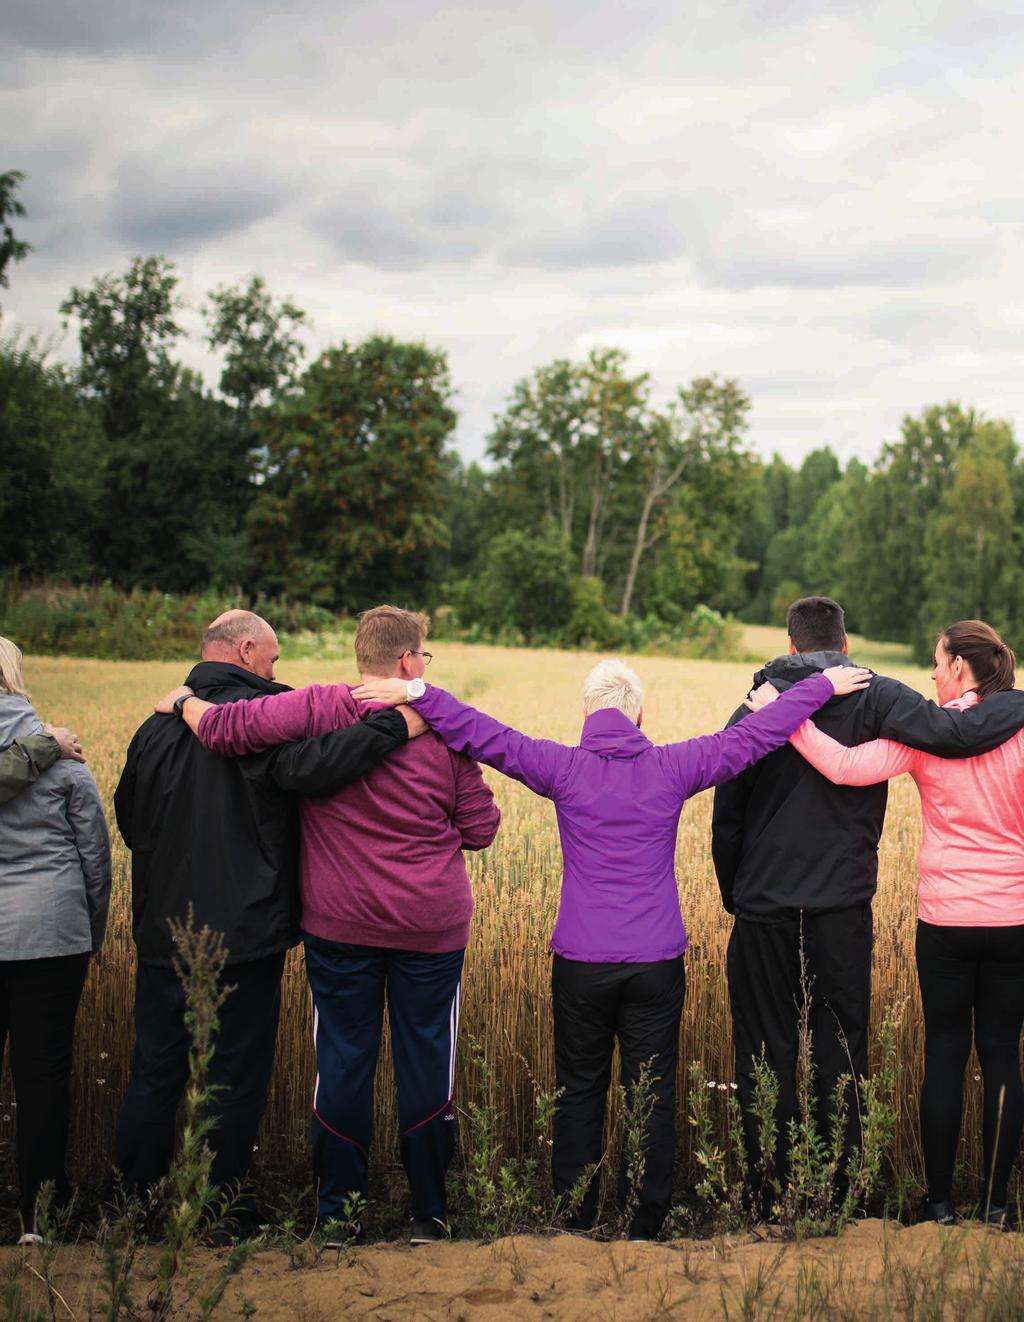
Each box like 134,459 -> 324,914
42,723 -> 85,763
154,685 -> 195,715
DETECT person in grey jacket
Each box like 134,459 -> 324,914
0,637 -> 111,1243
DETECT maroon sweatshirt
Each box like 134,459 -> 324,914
197,683 -> 500,952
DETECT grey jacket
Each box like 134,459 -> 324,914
0,695 -> 111,959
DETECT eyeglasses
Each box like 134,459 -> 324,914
401,649 -> 433,666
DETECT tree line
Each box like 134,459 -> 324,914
2,170 -> 1022,661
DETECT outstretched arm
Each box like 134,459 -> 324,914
874,679 -> 1024,756
668,667 -> 870,798
790,719 -> 916,785
747,679 -> 917,784
352,679 -> 569,798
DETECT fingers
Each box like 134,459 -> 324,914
154,685 -> 193,714
351,679 -> 406,707
824,665 -> 873,695
44,724 -> 86,762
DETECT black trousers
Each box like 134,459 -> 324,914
115,951 -> 286,1196
727,905 -> 872,1199
916,919 -> 1024,1206
551,953 -> 685,1236
0,952 -> 90,1225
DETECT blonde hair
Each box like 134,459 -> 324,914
582,658 -> 643,723
0,636 -> 30,700
355,605 -> 430,673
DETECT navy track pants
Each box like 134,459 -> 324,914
304,935 -> 464,1223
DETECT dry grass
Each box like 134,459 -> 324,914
0,627 -> 1001,1207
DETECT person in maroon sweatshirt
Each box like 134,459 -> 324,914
159,606 -> 500,1243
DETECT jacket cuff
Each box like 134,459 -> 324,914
361,707 -> 409,743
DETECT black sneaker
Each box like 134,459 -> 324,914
922,1198 -> 956,1226
981,1205 -> 1009,1230
410,1216 -> 449,1245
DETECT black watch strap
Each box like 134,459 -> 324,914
173,693 -> 193,719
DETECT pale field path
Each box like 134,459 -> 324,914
2,628 -> 1003,1209
4,1219 -> 1024,1318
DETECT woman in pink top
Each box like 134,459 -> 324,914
751,620 -> 1022,1228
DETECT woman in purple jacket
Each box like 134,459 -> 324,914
354,657 -> 868,1238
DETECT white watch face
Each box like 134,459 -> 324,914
406,678 -> 426,700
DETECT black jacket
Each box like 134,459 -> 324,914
711,651 -> 1024,919
114,661 -> 409,965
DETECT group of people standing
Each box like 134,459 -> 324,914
2,595 -> 1024,1245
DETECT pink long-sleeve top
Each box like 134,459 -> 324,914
790,691 -> 1024,926
197,684 -> 500,952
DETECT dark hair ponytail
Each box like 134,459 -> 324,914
939,620 -> 1016,700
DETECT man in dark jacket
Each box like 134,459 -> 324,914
113,609 -> 421,1211
712,596 -> 1024,1209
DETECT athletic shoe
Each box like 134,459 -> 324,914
409,1216 -> 449,1244
981,1205 -> 1009,1230
17,1233 -> 43,1246
922,1198 -> 956,1226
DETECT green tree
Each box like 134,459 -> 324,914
60,257 -> 256,590
250,335 -> 455,608
458,522 -> 576,643
846,403 -> 980,642
918,422 -> 1022,655
801,459 -> 868,622
204,275 -> 307,417
0,170 -> 31,299
618,375 -> 750,616
0,337 -> 104,578
487,348 -> 650,578
789,447 -> 841,527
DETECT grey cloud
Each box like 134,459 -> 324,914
501,196 -> 693,271
0,0 -> 283,56
108,163 -> 283,252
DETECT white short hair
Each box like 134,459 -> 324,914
581,658 -> 644,723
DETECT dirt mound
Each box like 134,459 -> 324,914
4,1219 -> 1022,1319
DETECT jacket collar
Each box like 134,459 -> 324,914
183,660 -> 292,701
753,650 -> 853,689
579,706 -> 652,758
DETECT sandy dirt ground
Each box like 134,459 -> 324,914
4,1219 -> 1024,1320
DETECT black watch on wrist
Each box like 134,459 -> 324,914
173,693 -> 193,719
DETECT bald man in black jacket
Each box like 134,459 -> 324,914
113,610 -> 422,1218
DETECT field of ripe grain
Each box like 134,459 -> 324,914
0,628 -> 1005,1214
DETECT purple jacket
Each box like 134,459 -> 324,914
409,673 -> 834,962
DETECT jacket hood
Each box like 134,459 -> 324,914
183,661 -> 292,702
0,693 -> 41,744
751,650 -> 855,692
579,706 -> 652,759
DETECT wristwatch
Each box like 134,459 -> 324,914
405,678 -> 426,700
173,693 -> 194,719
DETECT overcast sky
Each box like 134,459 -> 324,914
3,0 -> 1023,466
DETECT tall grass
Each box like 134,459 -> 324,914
0,632 -> 1007,1213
